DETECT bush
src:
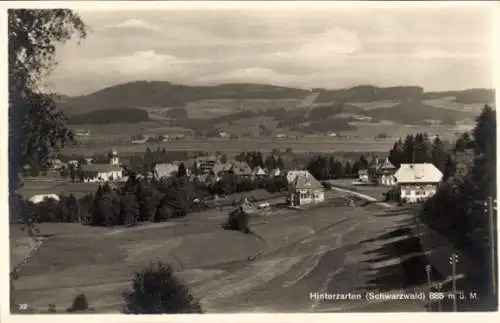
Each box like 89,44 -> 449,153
122,261 -> 202,314
224,207 -> 250,233
67,293 -> 89,312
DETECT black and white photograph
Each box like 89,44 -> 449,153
4,0 -> 498,316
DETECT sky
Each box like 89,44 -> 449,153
46,3 -> 496,96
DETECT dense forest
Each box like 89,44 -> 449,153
67,108 -> 150,125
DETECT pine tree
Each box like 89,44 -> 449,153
255,151 -> 264,168
91,185 -> 105,226
402,134 -> 415,163
177,163 -> 187,177
276,156 -> 284,169
122,261 -> 202,314
120,193 -> 140,226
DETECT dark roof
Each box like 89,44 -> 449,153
81,164 -> 122,173
291,172 -> 324,190
378,157 -> 396,171
230,161 -> 253,176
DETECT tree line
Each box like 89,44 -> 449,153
388,132 -> 457,181
14,168 -> 289,226
306,154 -> 369,180
420,105 -> 496,297
234,151 -> 285,170
66,108 -> 150,125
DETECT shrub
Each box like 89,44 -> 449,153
48,304 -> 56,313
67,293 -> 89,312
224,207 -> 250,233
122,261 -> 202,314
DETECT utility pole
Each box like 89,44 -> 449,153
425,264 -> 432,311
437,282 -> 442,312
486,196 -> 497,297
449,253 -> 459,312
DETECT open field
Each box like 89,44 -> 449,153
343,122 -> 465,140
185,98 -> 303,118
326,179 -> 391,201
11,190 -> 425,312
62,120 -> 465,156
69,122 -> 192,138
312,100 -> 400,110
62,138 -> 397,155
141,98 -> 305,120
422,97 -> 489,113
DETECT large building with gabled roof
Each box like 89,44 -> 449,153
394,163 -> 443,203
287,170 -> 325,206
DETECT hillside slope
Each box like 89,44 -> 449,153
59,81 -> 310,114
58,81 -> 494,116
366,101 -> 475,125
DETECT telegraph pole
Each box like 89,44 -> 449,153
425,264 -> 432,311
437,282 -> 443,312
449,253 -> 459,312
487,196 -> 497,297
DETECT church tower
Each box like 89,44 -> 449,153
109,148 -> 120,165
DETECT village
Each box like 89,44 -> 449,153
26,147 -> 445,213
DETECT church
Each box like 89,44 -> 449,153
81,149 -> 124,183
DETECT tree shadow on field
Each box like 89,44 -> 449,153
359,216 -> 444,294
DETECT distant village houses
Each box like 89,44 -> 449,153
80,149 -> 124,183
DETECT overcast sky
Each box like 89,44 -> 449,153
46,4 -> 495,96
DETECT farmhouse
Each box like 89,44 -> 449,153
212,162 -> 232,176
29,193 -> 60,204
48,159 -> 65,170
81,149 -> 124,183
196,156 -> 218,174
287,170 -> 325,206
394,163 -> 443,204
270,168 -> 282,177
357,169 -> 369,183
155,163 -> 179,179
252,166 -> 267,179
230,161 -> 253,178
376,157 -> 397,186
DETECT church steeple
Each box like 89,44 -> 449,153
109,148 -> 119,165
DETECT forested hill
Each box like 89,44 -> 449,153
57,81 -> 495,115
57,81 -> 310,114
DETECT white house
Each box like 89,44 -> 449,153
377,157 -> 397,186
394,163 -> 443,204
81,149 -> 123,183
270,168 -> 282,177
155,163 -> 179,178
287,170 -> 325,206
358,169 -> 369,183
29,194 -> 60,204
48,159 -> 65,170
253,166 -> 267,179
